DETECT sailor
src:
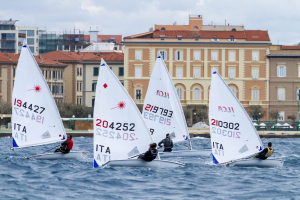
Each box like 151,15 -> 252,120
158,133 -> 174,152
255,142 -> 273,160
54,134 -> 73,154
138,143 -> 158,162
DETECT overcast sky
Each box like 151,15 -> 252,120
1,0 -> 299,45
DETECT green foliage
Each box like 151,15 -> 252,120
249,105 -> 265,120
0,99 -> 12,114
187,105 -> 208,123
57,103 -> 90,118
269,110 -> 279,120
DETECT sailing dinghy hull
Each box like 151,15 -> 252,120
159,149 -> 211,158
105,159 -> 185,168
34,151 -> 84,160
231,158 -> 284,168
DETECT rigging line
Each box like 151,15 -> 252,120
10,148 -> 23,159
25,144 -> 60,159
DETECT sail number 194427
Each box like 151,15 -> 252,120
211,119 -> 241,139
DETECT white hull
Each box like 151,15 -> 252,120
105,159 -> 185,168
33,151 -> 84,160
159,149 -> 211,158
231,158 -> 284,168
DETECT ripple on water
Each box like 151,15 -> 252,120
0,137 -> 300,199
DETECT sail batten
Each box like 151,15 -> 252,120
142,54 -> 190,145
209,68 -> 263,164
12,41 -> 66,148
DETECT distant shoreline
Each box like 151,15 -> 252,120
3,131 -> 300,138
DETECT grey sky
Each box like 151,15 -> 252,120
1,0 -> 299,45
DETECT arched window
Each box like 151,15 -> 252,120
161,27 -> 166,31
232,28 -> 236,31
194,88 -> 200,100
230,87 -> 235,96
176,87 -> 183,99
194,26 -> 198,30
297,89 -> 300,100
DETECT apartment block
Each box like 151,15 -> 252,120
123,15 -> 271,121
0,19 -> 39,55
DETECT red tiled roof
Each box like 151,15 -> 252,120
84,35 -> 90,41
98,35 -> 122,44
125,30 -> 270,41
81,52 -> 123,61
282,45 -> 300,50
244,30 -> 270,41
41,51 -> 83,62
0,53 -> 67,67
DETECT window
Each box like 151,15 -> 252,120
49,70 -> 51,78
45,70 -> 48,78
80,98 -> 81,105
161,27 -> 165,31
92,98 -> 95,107
211,39 -> 219,41
13,68 -> 15,77
53,71 -> 56,79
277,66 -> 286,77
77,98 -> 78,104
297,89 -> 300,100
230,87 -> 235,96
135,68 -> 142,78
194,68 -> 200,79
27,38 -> 34,45
135,50 -> 142,60
93,67 -> 99,76
92,83 -> 97,91
229,68 -> 235,79
252,68 -> 259,79
77,82 -> 79,91
80,83 -> 82,91
157,51 -> 167,60
119,67 -> 124,76
176,68 -> 183,79
29,47 -> 34,53
176,87 -> 183,100
77,68 -> 79,76
211,51 -> 218,61
194,88 -> 200,100
278,88 -> 285,101
229,51 -> 235,61
61,85 -> 63,94
278,111 -> 284,121
252,51 -> 259,61
61,71 -> 63,79
232,28 -> 236,31
136,89 -> 141,99
194,51 -> 200,61
175,51 -> 183,61
194,26 -> 198,30
27,30 -> 34,36
195,39 -> 199,41
52,85 -> 55,94
252,90 -> 259,101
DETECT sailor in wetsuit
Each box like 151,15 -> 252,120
138,143 -> 158,162
158,133 -> 173,152
255,142 -> 273,160
54,134 -> 73,154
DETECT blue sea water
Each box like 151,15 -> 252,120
0,137 -> 299,200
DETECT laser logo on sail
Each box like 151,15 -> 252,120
156,90 -> 169,98
218,106 -> 234,113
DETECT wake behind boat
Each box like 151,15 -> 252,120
93,59 -> 184,168
209,69 -> 284,168
142,54 -> 210,158
11,41 -> 83,160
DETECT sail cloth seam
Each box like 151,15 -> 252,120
212,68 -> 263,149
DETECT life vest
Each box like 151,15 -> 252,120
149,149 -> 158,160
265,147 -> 273,158
66,139 -> 73,150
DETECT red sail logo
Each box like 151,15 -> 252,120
156,90 -> 169,98
218,106 -> 234,113
111,101 -> 126,110
28,85 -> 42,93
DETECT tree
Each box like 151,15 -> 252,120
187,105 -> 208,124
0,100 -> 12,114
57,103 -> 90,118
287,114 -> 296,121
269,110 -> 279,121
249,105 -> 265,121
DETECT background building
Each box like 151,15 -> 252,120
268,45 -> 300,121
0,52 -> 67,103
0,19 -> 39,55
123,15 -> 271,123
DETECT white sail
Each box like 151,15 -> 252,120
12,41 -> 66,148
209,69 -> 263,164
93,59 -> 155,168
142,54 -> 190,145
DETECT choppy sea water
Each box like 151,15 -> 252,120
0,137 -> 299,200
